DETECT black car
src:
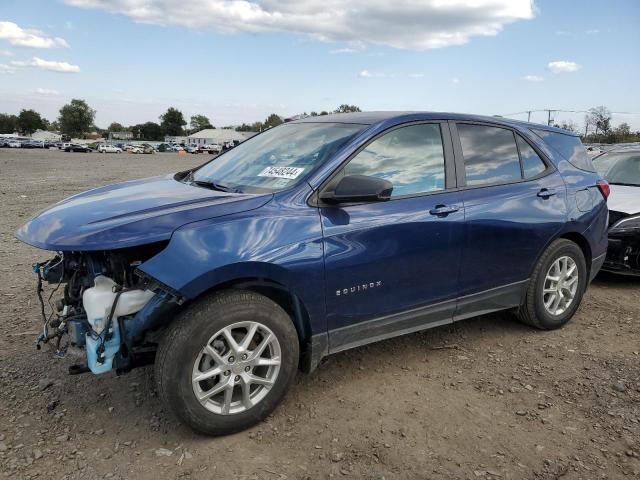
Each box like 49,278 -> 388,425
65,144 -> 92,153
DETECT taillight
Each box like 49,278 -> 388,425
597,179 -> 610,201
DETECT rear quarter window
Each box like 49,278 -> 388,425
531,128 -> 595,172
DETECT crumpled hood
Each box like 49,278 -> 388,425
608,184 -> 640,216
16,174 -> 272,251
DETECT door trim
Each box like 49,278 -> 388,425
327,279 -> 528,354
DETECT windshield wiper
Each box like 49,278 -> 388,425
193,180 -> 241,193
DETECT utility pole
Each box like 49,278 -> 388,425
527,111 -> 532,122
545,109 -> 555,126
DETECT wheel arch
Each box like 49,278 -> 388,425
528,231 -> 593,288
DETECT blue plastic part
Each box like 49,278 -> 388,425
86,320 -> 121,374
67,319 -> 88,346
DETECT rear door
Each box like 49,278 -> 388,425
319,121 -> 465,351
451,122 -> 566,317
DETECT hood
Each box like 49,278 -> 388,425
16,174 -> 272,251
608,184 -> 640,216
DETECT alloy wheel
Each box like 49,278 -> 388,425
192,321 -> 281,415
542,255 -> 579,316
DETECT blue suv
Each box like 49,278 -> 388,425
16,112 -> 609,435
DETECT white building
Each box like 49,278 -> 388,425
165,129 -> 255,146
32,130 -> 62,141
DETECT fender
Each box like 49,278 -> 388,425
137,184 -> 327,334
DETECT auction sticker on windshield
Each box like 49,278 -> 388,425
258,166 -> 305,179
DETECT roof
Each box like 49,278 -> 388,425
291,111 -> 576,135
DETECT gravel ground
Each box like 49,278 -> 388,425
0,148 -> 639,480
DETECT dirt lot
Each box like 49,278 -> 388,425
0,148 -> 638,480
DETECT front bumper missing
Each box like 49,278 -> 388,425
601,233 -> 640,276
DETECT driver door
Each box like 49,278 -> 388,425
319,122 -> 465,352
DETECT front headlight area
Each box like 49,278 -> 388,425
609,214 -> 640,235
32,241 -> 176,375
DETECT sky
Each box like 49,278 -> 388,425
0,0 -> 639,130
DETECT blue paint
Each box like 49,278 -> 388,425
16,112 -> 609,351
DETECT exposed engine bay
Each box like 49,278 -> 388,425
33,242 -> 178,375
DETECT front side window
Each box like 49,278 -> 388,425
458,124 -> 521,186
193,122 -> 365,193
343,123 -> 446,197
517,136 -> 547,178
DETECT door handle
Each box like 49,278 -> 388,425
429,204 -> 460,217
537,188 -> 556,199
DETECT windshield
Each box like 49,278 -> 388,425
192,123 -> 365,193
593,151 -> 640,186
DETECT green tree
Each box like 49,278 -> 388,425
263,113 -> 283,129
131,122 -> 164,140
49,120 -> 60,132
0,113 -> 19,134
319,111 -> 329,116
334,104 -> 361,113
58,99 -> 96,138
17,109 -> 45,135
190,114 -> 213,132
160,107 -> 186,136
107,122 -> 126,132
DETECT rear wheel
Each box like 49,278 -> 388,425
155,290 -> 299,435
517,239 -> 587,329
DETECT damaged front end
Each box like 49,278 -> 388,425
603,211 -> 640,275
33,243 -> 180,375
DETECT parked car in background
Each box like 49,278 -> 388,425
593,147 -> 640,275
8,140 -> 22,148
128,146 -> 143,154
183,145 -> 199,154
64,144 -> 92,153
16,112 -> 609,436
201,143 -> 222,154
98,144 -> 123,153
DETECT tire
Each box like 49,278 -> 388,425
155,290 -> 299,436
517,239 -> 587,330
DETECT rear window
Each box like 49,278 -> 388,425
531,129 -> 595,172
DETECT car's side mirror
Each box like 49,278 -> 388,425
320,174 -> 393,204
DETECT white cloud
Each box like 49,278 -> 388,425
452,77 -> 461,84
330,47 -> 359,54
555,30 -> 570,36
0,63 -> 16,74
64,0 -> 535,50
35,87 -> 61,95
0,49 -> 13,56
547,60 -> 581,73
523,74 -> 543,82
11,57 -> 80,73
586,29 -> 599,34
359,69 -> 387,78
0,21 -> 68,48
408,73 -> 425,78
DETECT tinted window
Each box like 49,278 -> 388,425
458,124 -> 521,186
344,123 -> 445,197
532,129 -> 595,172
517,136 -> 546,178
593,152 -> 640,186
194,123 -> 364,193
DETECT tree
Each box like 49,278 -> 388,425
588,106 -> 612,135
131,122 -> 163,140
160,107 -> 187,136
554,120 -> 578,133
107,122 -> 126,132
58,99 -> 96,138
49,120 -> 60,132
334,104 -> 361,113
319,111 -> 329,116
17,109 -> 45,135
263,113 -> 283,129
615,122 -> 631,137
0,113 -> 19,134
190,114 -> 213,132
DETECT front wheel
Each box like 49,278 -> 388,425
517,239 -> 587,330
155,290 -> 299,436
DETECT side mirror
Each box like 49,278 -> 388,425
320,174 -> 393,204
